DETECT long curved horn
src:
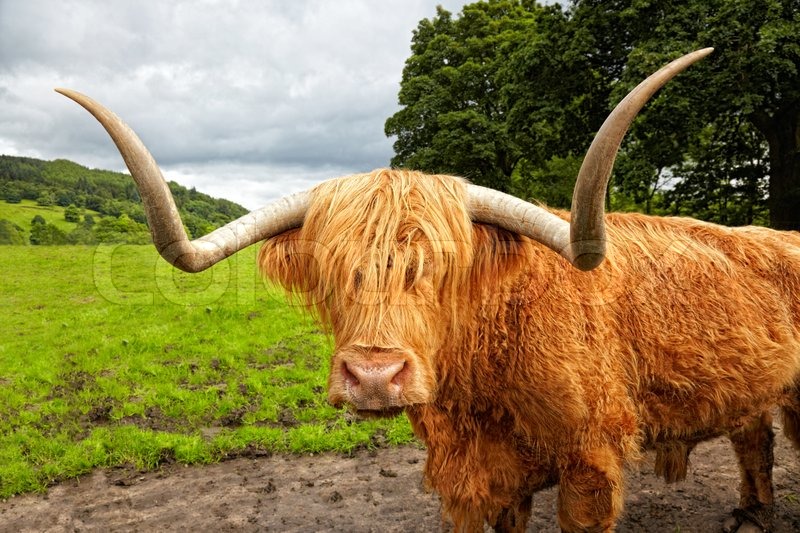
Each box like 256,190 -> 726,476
56,89 -> 310,273
467,48 -> 713,271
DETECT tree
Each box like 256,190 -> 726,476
385,1 -> 543,191
512,155 -> 581,209
29,216 -> 67,245
35,191 -> 55,206
93,214 -> 150,244
125,204 -> 147,225
704,0 -> 799,229
499,3 -> 613,189
389,1 -> 799,227
3,190 -> 21,204
65,213 -> 98,245
56,189 -> 77,207
64,205 -> 81,223
0,220 -> 25,245
84,195 -> 103,212
668,117 -> 769,225
570,0 -> 800,229
183,213 -> 213,239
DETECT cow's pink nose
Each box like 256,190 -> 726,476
342,359 -> 407,409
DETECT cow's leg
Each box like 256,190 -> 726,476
492,491 -> 533,533
723,411 -> 775,533
654,439 -> 696,483
781,387 -> 800,450
556,445 -> 623,533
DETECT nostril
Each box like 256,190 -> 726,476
342,362 -> 360,387
390,361 -> 409,386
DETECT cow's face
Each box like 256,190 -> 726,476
259,171 -> 474,416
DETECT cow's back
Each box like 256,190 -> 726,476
603,213 -> 800,437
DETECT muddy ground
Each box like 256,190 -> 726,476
2,427 -> 800,532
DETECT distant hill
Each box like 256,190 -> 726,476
0,155 -> 248,245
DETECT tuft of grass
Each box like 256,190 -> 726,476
0,245 -> 417,499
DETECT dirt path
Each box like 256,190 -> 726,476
2,431 -> 800,532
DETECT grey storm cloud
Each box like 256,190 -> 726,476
0,0 -> 471,208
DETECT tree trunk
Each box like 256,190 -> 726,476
752,108 -> 800,231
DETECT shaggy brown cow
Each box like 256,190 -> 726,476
57,49 -> 800,532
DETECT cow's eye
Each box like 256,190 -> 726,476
354,270 -> 362,289
405,266 -> 417,289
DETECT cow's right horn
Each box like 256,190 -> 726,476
56,89 -> 310,273
467,48 -> 713,271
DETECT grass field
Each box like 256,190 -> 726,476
0,245 -> 415,499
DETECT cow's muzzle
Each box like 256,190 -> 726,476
328,347 -> 416,415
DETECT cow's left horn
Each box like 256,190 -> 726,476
467,48 -> 713,271
56,89 -> 310,273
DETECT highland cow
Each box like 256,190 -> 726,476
58,48 -> 800,532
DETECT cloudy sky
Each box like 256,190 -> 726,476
0,0 -> 477,209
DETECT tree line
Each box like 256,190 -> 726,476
386,0 -> 799,229
0,155 -> 248,245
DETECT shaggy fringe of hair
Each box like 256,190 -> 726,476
259,169 -> 475,345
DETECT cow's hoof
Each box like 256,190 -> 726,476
721,506 -> 773,532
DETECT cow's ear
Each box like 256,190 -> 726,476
469,224 -> 534,285
258,228 -> 321,298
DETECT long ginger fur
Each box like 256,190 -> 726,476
259,169 -> 800,531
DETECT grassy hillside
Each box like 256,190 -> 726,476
0,155 -> 249,241
0,199 -> 102,233
0,246 -> 414,499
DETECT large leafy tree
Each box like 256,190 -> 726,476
668,117 -> 769,225
389,0 -> 800,228
571,0 -> 800,229
497,3 -> 631,208
385,1 -> 542,191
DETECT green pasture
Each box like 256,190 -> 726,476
0,200 -> 96,233
0,245 -> 415,499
